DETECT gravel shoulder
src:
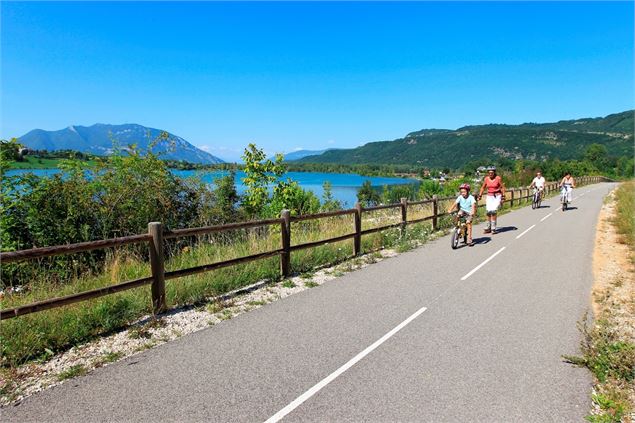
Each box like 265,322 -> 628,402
592,188 -> 635,340
587,186 -> 635,420
1,246 -> 406,406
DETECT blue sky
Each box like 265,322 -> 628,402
2,1 -> 633,161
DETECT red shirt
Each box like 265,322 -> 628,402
484,175 -> 502,195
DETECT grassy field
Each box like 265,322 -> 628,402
7,156 -> 97,169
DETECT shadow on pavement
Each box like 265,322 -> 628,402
537,204 -> 551,209
563,206 -> 578,211
494,226 -> 518,233
472,237 -> 491,245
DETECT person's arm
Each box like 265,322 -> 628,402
500,178 -> 506,202
571,177 -> 576,188
478,181 -> 486,199
471,198 -> 477,215
448,199 -> 458,213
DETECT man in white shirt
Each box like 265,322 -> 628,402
529,171 -> 546,201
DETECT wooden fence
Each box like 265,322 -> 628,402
0,175 -> 607,320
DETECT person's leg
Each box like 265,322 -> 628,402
484,196 -> 493,232
489,194 -> 500,233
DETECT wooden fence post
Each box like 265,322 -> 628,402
148,222 -> 166,315
280,209 -> 291,277
354,202 -> 362,256
510,190 -> 514,207
400,197 -> 408,237
432,195 -> 438,230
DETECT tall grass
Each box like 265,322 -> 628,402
0,214 -> 439,368
612,181 -> 634,251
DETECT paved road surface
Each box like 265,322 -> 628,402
3,183 -> 615,422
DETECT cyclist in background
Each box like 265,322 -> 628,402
477,166 -> 506,234
529,170 -> 546,202
559,172 -> 575,203
448,183 -> 476,246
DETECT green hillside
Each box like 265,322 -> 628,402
299,110 -> 634,168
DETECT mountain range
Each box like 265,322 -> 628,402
282,149 -> 338,161
18,124 -> 224,164
15,111 -> 633,168
298,110 -> 634,168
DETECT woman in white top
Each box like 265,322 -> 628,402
559,172 -> 576,203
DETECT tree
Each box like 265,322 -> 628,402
321,181 -> 342,211
212,171 -> 240,223
584,144 -> 609,171
241,143 -> 286,217
381,184 -> 415,204
0,138 -> 22,165
584,143 -> 608,163
616,156 -> 634,178
357,180 -> 381,207
418,180 -> 443,199
267,180 -> 320,217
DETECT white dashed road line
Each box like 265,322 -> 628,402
515,225 -> 536,239
264,306 -> 428,423
460,247 -> 506,281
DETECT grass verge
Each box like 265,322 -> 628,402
0,214 -> 438,369
564,182 -> 635,422
612,181 -> 634,257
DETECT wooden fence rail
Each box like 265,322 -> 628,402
0,175 -> 608,320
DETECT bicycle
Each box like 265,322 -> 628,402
531,187 -> 543,209
560,186 -> 570,211
450,211 -> 469,249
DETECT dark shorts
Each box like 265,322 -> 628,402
458,210 -> 473,223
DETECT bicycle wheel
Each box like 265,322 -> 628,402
451,228 -> 460,249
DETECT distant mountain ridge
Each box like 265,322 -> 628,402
18,124 -> 224,164
298,110 -> 634,167
283,149 -> 338,161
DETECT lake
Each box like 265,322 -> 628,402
5,169 -> 418,208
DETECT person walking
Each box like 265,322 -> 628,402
477,166 -> 506,234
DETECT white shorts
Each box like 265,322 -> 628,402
486,194 -> 502,213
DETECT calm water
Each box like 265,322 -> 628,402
6,169 -> 417,208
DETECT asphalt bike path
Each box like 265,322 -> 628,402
2,183 -> 614,422
280,184 -> 612,422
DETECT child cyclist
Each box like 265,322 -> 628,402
448,183 -> 477,246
